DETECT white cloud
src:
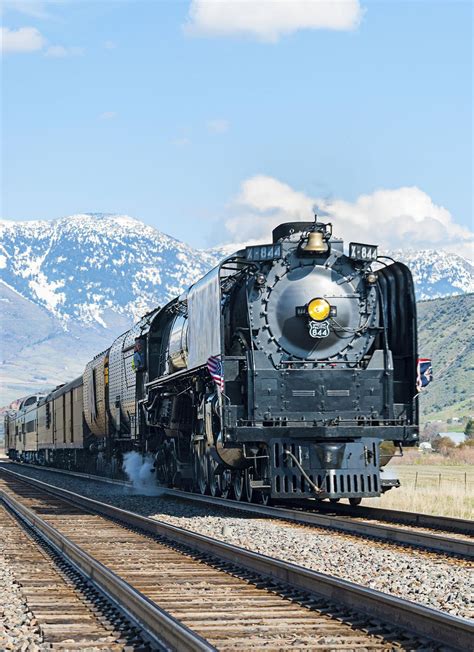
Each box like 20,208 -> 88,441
1,26 -> 46,53
99,111 -> 118,120
104,40 -> 117,50
207,118 -> 229,134
44,44 -> 83,57
1,25 -> 83,57
224,175 -> 474,260
185,0 -> 363,42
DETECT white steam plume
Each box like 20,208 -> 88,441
122,451 -> 163,496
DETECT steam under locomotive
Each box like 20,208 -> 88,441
5,219 -> 421,505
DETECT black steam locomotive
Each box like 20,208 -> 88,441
5,219 -> 420,505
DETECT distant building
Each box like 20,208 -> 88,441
438,432 -> 466,445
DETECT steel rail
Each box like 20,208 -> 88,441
0,489 -> 215,651
4,462 -> 471,557
1,467 -> 472,651
312,500 -> 474,535
3,461 -> 133,487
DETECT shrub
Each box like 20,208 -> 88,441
432,436 -> 455,455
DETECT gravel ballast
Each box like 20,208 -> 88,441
0,545 -> 42,651
3,463 -> 473,621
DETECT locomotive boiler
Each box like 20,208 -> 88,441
5,218 -> 421,506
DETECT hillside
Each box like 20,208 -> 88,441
417,293 -> 473,418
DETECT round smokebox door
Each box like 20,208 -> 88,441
265,265 -> 362,360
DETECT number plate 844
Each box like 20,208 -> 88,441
349,242 -> 378,261
309,321 -> 330,338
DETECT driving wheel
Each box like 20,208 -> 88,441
195,443 -> 209,495
232,470 -> 246,501
208,455 -> 222,497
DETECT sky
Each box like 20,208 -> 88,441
1,0 -> 473,257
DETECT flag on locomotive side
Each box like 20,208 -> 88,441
417,358 -> 433,391
207,355 -> 224,392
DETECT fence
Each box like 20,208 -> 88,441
398,468 -> 473,493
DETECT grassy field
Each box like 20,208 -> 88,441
367,463 -> 473,519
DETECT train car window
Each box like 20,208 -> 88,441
24,396 -> 37,407
26,420 -> 35,433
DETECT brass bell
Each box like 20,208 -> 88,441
302,230 -> 327,253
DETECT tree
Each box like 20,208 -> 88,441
464,418 -> 474,440
422,422 -> 441,442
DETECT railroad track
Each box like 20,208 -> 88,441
0,500 -> 153,650
4,461 -> 473,559
0,467 -> 472,651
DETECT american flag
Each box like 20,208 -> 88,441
207,355 -> 224,392
417,358 -> 433,392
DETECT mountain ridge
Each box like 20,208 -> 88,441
0,213 -> 219,328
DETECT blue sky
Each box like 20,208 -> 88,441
1,1 -> 472,255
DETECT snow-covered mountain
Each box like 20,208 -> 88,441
0,213 -> 219,328
0,213 -> 222,404
389,248 -> 473,300
1,213 -> 472,405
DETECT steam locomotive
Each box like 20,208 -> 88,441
5,219 -> 421,505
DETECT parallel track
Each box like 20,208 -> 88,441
1,466 -> 473,651
5,461 -> 473,559
161,488 -> 474,560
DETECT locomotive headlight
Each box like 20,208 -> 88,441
307,298 -> 331,321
